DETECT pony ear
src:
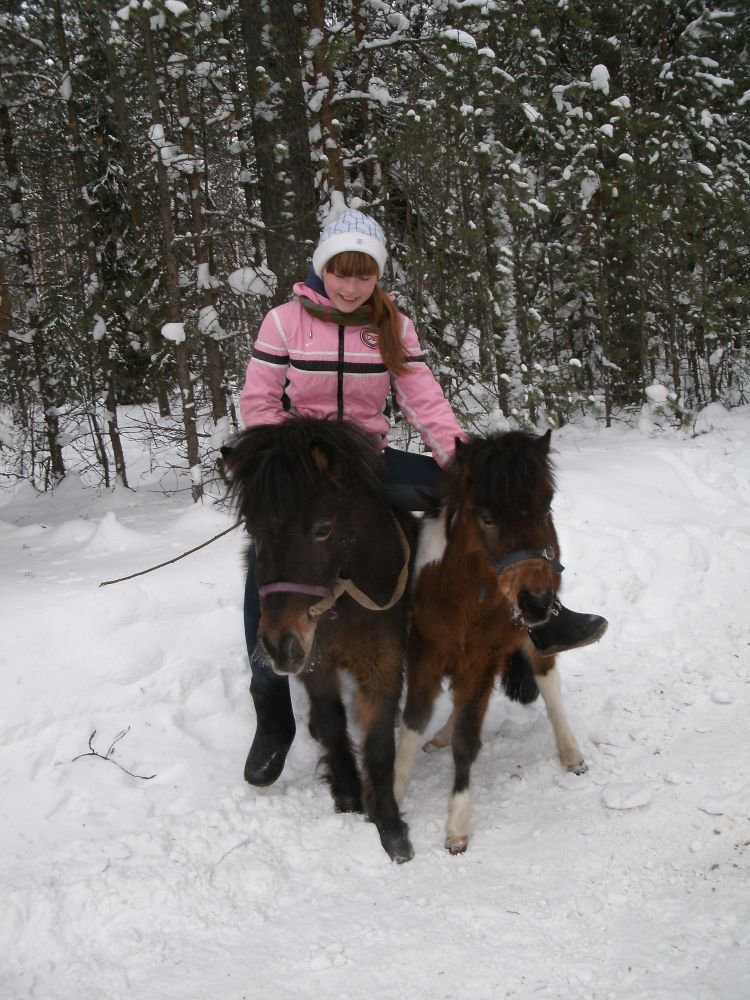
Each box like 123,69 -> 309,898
220,444 -> 237,472
311,443 -> 330,473
536,429 -> 552,454
310,441 -> 348,488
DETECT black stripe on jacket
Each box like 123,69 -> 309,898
252,348 -> 290,366
252,346 -> 427,372
292,359 -> 389,375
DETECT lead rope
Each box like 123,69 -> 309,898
99,520 -> 242,588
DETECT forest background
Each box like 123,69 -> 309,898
1,0 -> 748,500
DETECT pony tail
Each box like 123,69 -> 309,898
371,285 -> 409,376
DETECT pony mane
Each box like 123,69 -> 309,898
226,417 -> 386,523
445,430 -> 556,514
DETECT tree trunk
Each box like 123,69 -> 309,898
52,0 -> 128,486
96,2 -> 170,418
171,33 -> 228,427
142,11 -> 203,501
0,101 -> 65,482
239,0 -> 318,301
305,0 -> 346,199
350,1 -> 378,200
0,256 -> 27,415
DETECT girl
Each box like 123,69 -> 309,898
239,209 -> 606,786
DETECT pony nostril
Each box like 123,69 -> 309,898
518,589 -> 554,625
280,632 -> 304,666
259,631 -> 305,675
258,634 -> 277,664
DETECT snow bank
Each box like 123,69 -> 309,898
1,410 -> 749,999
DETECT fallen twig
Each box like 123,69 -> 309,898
72,727 -> 157,780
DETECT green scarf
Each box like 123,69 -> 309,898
297,295 -> 375,328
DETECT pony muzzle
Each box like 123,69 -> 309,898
494,560 -> 560,628
258,595 -> 321,676
258,623 -> 316,676
516,587 -> 557,626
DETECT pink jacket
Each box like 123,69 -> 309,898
239,283 -> 463,466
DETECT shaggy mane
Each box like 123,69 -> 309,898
225,417 -> 387,524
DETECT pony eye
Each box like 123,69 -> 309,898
477,509 -> 495,528
313,519 -> 333,541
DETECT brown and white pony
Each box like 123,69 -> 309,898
394,430 -> 587,854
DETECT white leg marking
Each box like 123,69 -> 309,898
394,720 -> 422,805
535,667 -> 587,773
445,788 -> 471,853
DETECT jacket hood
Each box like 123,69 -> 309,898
299,267 -> 328,298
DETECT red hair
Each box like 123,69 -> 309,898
325,251 -> 408,376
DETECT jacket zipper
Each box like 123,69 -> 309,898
337,324 -> 345,420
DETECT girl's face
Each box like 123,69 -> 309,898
322,260 -> 378,313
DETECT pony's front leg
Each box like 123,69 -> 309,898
393,640 -> 445,805
529,649 -> 587,774
445,673 -> 495,855
304,673 -> 362,814
357,688 -> 414,864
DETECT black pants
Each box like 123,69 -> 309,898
244,447 -> 439,691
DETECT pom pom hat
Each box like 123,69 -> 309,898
312,208 -> 388,278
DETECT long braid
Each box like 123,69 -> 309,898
371,284 -> 408,375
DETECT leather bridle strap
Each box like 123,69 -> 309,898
258,518 -> 411,620
490,546 -> 564,577
259,582 -> 329,599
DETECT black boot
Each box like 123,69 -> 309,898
244,678 -> 296,787
529,601 -> 608,656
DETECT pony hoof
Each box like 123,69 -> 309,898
334,794 -> 363,814
423,739 -> 447,754
568,759 -> 588,775
382,831 -> 414,864
378,819 -> 414,863
393,844 -> 414,864
445,835 -> 469,855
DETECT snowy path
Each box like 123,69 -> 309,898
1,405 -> 748,1000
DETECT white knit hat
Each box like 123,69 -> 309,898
312,209 -> 388,277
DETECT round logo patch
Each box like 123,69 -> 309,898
360,326 -> 380,350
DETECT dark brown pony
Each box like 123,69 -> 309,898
225,417 -> 414,863
394,430 -> 587,854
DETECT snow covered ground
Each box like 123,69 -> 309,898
1,404 -> 748,1000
